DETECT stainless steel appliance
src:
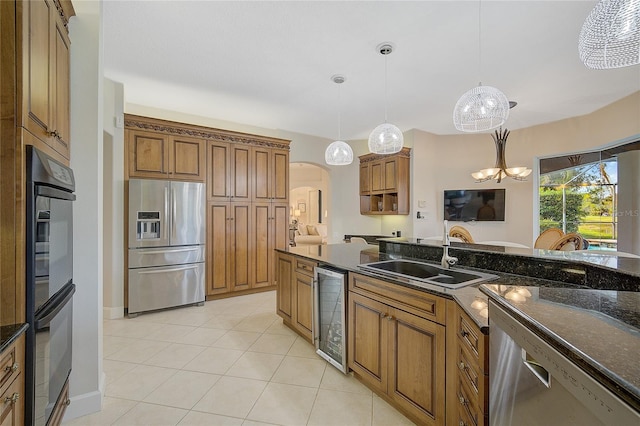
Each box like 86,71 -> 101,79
489,300 -> 640,425
313,266 -> 348,373
128,179 -> 205,317
25,146 -> 76,426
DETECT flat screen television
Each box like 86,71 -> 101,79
444,189 -> 506,222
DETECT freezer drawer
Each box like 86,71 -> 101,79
129,245 -> 205,268
128,262 -> 205,315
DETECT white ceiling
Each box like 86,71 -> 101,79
103,1 -> 640,140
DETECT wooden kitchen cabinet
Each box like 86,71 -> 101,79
207,141 -> 251,202
348,273 -> 446,425
126,128 -> 205,181
251,146 -> 289,203
446,300 -> 489,426
359,147 -> 410,215
275,253 -> 316,343
251,203 -> 289,289
18,0 -> 75,162
0,335 -> 25,426
206,202 -> 251,295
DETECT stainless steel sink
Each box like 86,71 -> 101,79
358,259 -> 498,289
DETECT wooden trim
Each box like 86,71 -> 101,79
358,147 -> 411,163
205,285 -> 276,301
124,114 -> 291,150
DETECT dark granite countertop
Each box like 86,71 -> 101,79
279,240 -> 640,412
0,323 -> 29,354
481,284 -> 640,413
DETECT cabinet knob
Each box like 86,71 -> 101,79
4,363 -> 18,373
460,329 -> 469,338
4,393 -> 19,404
459,396 -> 466,405
380,313 -> 387,319
387,315 -> 393,321
459,362 -> 465,371
459,421 -> 466,426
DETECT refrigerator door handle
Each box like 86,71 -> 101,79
137,247 -> 201,255
137,265 -> 199,274
170,185 -> 177,241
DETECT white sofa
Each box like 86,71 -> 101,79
294,223 -> 328,246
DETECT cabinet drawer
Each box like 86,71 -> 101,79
455,341 -> 489,414
454,308 -> 488,373
349,273 -> 446,325
0,335 -> 24,395
295,258 -> 316,276
455,374 -> 483,426
0,372 -> 23,426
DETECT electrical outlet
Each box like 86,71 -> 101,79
418,200 -> 427,208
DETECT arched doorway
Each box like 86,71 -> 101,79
289,162 -> 330,236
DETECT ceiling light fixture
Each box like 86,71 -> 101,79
579,0 -> 640,69
453,0 -> 510,132
368,43 -> 404,155
325,75 -> 354,166
471,127 -> 531,183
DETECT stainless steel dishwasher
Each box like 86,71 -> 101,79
314,266 -> 348,373
489,300 -> 640,425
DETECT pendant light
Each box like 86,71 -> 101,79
579,0 -> 640,69
453,0 -> 510,133
325,75 -> 353,166
471,127 -> 531,183
368,43 -> 404,155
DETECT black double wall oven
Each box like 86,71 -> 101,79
25,146 -> 76,426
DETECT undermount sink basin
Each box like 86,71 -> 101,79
358,259 -> 497,289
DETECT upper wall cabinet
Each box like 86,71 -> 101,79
207,141 -> 251,202
18,0 -> 75,163
359,147 -> 411,215
125,119 -> 205,181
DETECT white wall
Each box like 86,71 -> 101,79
66,0 -> 104,420
102,79 -> 125,318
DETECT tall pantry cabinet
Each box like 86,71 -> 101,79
124,115 -> 290,300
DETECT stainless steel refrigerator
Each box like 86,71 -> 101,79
128,179 -> 205,317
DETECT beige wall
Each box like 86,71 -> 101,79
124,92 -> 640,248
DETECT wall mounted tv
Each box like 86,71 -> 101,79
444,189 -> 506,222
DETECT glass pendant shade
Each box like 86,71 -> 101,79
579,0 -> 640,69
325,140 -> 353,165
368,123 -> 404,154
453,85 -> 510,132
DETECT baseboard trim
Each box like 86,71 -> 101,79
104,305 -> 124,319
61,387 -> 103,422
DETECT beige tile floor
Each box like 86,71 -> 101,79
64,291 -> 415,426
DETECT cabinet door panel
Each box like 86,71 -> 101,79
231,145 -> 251,201
272,150 -> 289,201
207,203 -> 230,295
276,254 -> 293,321
207,142 -> 230,200
230,203 -> 250,292
294,272 -> 313,340
171,137 -> 205,180
25,0 -> 52,136
371,162 -> 383,192
348,293 -> 387,393
384,160 -> 397,191
359,163 -> 370,194
389,307 -> 445,425
53,20 -> 70,158
252,147 -> 270,201
128,131 -> 169,178
251,203 -> 270,288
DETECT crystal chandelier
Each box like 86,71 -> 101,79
368,43 -> 404,154
579,0 -> 640,69
453,1 -> 510,133
471,127 -> 531,183
325,75 -> 353,166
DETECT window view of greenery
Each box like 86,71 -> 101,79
539,159 -> 617,250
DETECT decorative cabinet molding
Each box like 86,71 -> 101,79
359,147 -> 410,215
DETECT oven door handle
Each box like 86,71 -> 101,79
35,283 -> 76,330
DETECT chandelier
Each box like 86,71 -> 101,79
579,0 -> 640,69
368,43 -> 404,154
453,1 -> 510,132
471,127 -> 531,183
325,75 -> 353,166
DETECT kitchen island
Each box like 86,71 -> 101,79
276,238 -> 640,424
